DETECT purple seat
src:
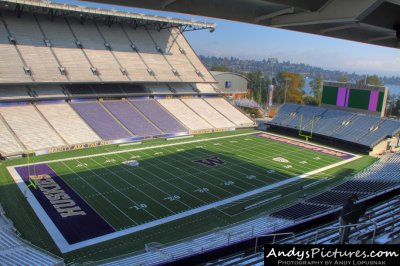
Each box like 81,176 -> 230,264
130,99 -> 187,134
71,101 -> 132,140
102,101 -> 162,137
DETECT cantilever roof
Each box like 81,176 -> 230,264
0,0 -> 216,31
87,0 -> 400,49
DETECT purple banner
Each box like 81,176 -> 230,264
15,164 -> 115,244
345,87 -> 350,107
336,87 -> 347,107
368,90 -> 379,112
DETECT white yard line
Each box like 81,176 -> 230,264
7,152 -> 360,253
13,132 -> 262,167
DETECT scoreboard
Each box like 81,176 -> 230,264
321,81 -> 388,117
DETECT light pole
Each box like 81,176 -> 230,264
284,77 -> 291,104
259,75 -> 264,104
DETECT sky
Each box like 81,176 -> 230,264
53,0 -> 400,77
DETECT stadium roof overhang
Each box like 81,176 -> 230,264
0,0 -> 216,32
84,0 -> 400,49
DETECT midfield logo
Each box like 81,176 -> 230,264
194,156 -> 225,167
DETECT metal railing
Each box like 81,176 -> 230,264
254,232 -> 295,253
314,221 -> 377,244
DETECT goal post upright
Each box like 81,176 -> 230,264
299,114 -> 314,142
25,148 -> 37,191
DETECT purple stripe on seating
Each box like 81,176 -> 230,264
345,88 -> 350,107
71,102 -> 132,140
368,90 -> 379,112
15,164 -> 115,244
102,101 -> 162,136
130,99 -> 187,134
336,87 -> 347,107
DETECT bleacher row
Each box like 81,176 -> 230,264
275,194 -> 400,245
271,153 -> 400,221
269,103 -> 400,148
0,206 -> 63,266
0,97 -> 254,157
0,83 -> 219,101
0,9 -> 214,84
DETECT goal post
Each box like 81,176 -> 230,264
299,114 -> 315,142
25,149 -> 37,192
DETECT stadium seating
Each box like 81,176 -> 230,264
67,18 -> 127,82
271,203 -> 332,220
0,206 -> 63,266
0,17 -> 32,83
358,119 -> 400,147
305,191 -> 368,206
124,27 -> 179,82
96,22 -> 154,82
275,194 -> 400,245
272,153 -> 400,221
170,28 -> 215,82
130,99 -> 188,134
182,98 -> 236,128
353,153 -> 400,182
36,15 -> 98,82
151,29 -> 201,82
71,101 -> 133,139
204,97 -> 254,127
98,216 -> 287,265
157,98 -> 213,131
36,103 -> 101,144
0,117 -> 24,156
2,12 -> 67,82
269,103 -> 400,148
0,104 -> 66,151
102,100 -> 162,137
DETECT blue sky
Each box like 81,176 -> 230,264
55,0 -> 400,77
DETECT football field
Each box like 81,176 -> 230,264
8,131 -> 357,252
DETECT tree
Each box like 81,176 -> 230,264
309,75 -> 323,105
246,71 -> 270,105
274,71 -> 305,104
386,94 -> 400,117
338,75 -> 348,82
366,75 -> 383,86
303,95 -> 319,106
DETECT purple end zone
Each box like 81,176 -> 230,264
255,133 -> 355,159
15,164 -> 115,244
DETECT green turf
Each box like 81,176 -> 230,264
0,130 -> 377,263
46,132 -> 340,229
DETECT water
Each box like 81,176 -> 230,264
304,78 -> 400,96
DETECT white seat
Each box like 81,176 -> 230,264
0,104 -> 65,151
36,103 -> 100,145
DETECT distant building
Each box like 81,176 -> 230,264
211,71 -> 249,99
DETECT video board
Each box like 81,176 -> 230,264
321,81 -> 388,117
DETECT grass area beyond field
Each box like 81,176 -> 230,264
0,130 -> 377,263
